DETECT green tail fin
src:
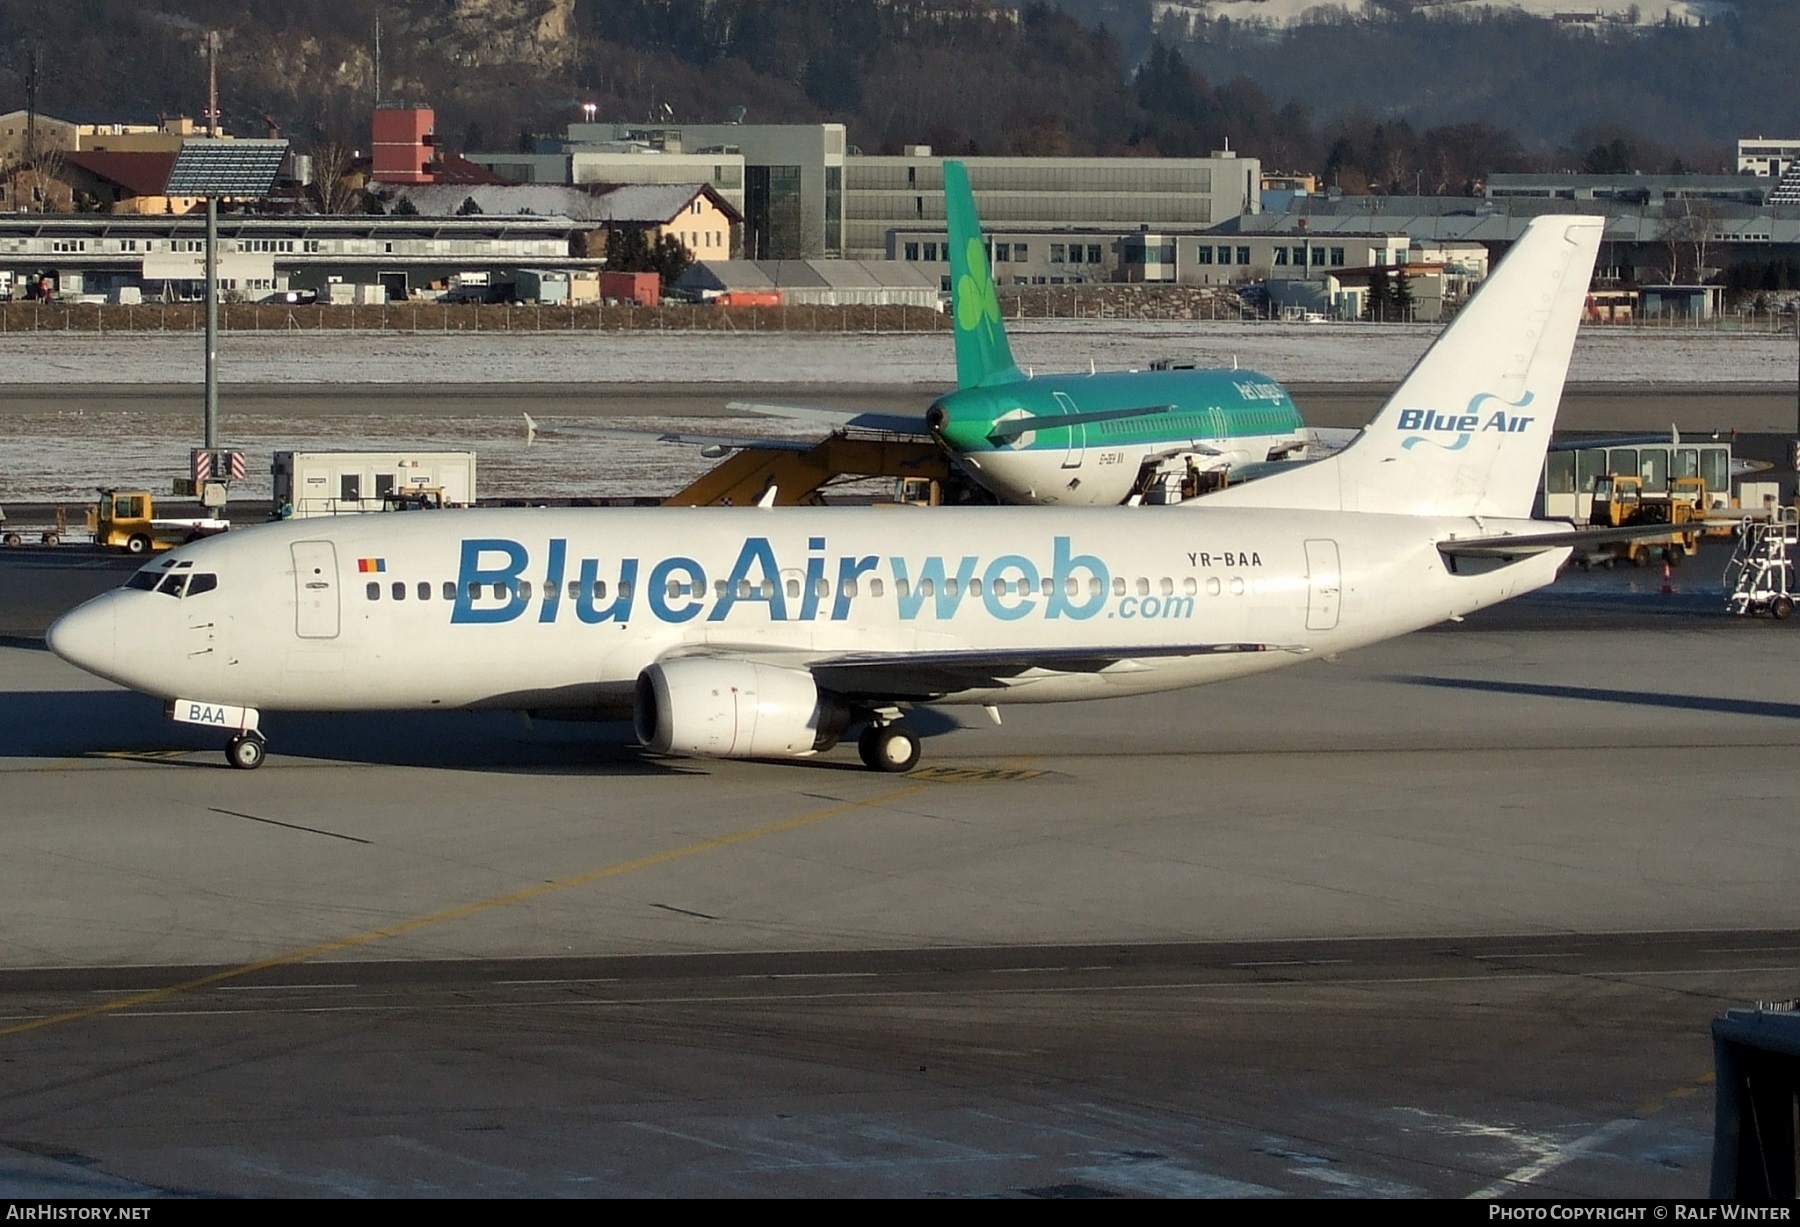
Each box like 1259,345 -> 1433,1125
944,160 -> 1022,389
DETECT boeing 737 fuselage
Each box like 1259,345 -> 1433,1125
47,215 -> 1606,773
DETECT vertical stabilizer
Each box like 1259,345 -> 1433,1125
1203,215 -> 1604,519
944,160 -> 1023,389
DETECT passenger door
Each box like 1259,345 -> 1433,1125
1304,539 -> 1341,631
291,541 -> 340,639
1055,392 -> 1085,469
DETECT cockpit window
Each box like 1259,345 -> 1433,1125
186,573 -> 218,596
125,571 -> 159,591
155,573 -> 188,598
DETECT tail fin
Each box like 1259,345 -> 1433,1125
943,160 -> 1023,389
1204,215 -> 1604,519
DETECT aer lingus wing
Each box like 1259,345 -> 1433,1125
523,412 -> 822,454
726,400 -> 932,437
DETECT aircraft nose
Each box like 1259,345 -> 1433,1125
46,597 -> 118,679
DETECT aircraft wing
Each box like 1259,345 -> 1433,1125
809,641 -> 1307,700
727,400 -> 932,437
660,640 -> 1306,701
523,413 -> 820,453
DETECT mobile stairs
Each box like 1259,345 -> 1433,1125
1725,505 -> 1799,619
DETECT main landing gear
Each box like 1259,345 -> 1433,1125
857,716 -> 921,774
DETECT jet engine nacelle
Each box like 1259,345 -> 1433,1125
634,658 -> 851,759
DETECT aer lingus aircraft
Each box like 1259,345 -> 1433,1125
701,160 -> 1343,505
48,214 -> 1604,774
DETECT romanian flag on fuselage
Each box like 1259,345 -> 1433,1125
357,558 -> 386,573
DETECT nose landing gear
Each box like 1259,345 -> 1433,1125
225,730 -> 267,771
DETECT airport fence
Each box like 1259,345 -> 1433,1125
0,301 -> 952,334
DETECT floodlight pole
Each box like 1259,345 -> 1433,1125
205,192 -> 219,451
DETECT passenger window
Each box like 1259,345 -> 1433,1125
869,579 -> 882,598
1136,578 -> 1150,596
668,581 -> 682,599
1230,578 -> 1245,595
518,581 -> 533,600
367,582 -> 381,600
842,580 -> 858,598
1160,577 -> 1174,596
493,582 -> 509,599
919,579 -> 935,598
1065,577 -> 1079,597
1112,577 -> 1126,596
568,580 -> 583,601
786,578 -> 800,599
187,573 -> 217,596
392,581 -> 406,601
896,579 -> 911,598
1206,577 -> 1221,596
1041,578 -> 1053,596
944,579 -> 958,598
467,581 -> 481,600
618,581 -> 632,600
418,582 -> 431,601
734,580 -> 749,599
969,578 -> 983,597
156,573 -> 187,598
760,580 -> 774,599
813,577 -> 830,597
443,581 -> 456,601
1183,577 -> 1197,595
540,582 -> 555,601
715,580 -> 728,598
1090,577 -> 1104,596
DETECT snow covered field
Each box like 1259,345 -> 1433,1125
0,319 -> 1789,388
0,321 -> 1791,504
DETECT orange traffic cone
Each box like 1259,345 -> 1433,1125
1661,560 -> 1673,595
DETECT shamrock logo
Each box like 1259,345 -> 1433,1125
955,237 -> 1001,333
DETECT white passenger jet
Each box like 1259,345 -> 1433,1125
48,215 -> 1605,773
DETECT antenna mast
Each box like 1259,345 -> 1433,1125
204,30 -> 220,136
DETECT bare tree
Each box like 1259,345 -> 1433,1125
310,135 -> 360,215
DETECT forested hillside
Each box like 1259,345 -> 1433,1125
0,0 -> 1779,192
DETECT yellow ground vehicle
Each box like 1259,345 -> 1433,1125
1582,474 -> 1706,568
86,490 -> 229,555
380,487 -> 449,512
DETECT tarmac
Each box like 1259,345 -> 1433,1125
2,541 -> 1799,1196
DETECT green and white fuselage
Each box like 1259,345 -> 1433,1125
927,366 -> 1306,506
923,160 -> 1315,506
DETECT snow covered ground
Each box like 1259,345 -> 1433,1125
0,320 -> 1789,388
0,321 -> 1790,504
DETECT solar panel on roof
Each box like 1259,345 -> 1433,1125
165,139 -> 289,196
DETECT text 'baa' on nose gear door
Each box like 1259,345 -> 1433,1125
291,541 -> 341,639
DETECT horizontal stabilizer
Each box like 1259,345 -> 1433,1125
728,400 -> 930,437
986,404 -> 1173,442
1437,521 -> 1711,558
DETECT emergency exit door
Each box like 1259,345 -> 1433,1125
1304,539 -> 1341,631
291,541 -> 340,639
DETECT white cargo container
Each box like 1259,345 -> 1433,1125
271,451 -> 477,518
